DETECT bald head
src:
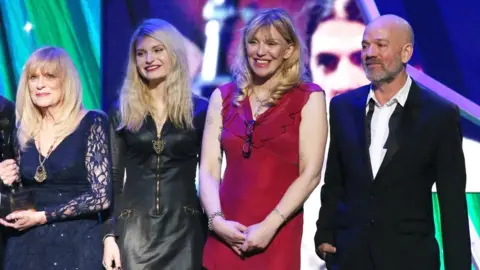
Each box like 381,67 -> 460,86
367,14 -> 414,46
361,15 -> 414,84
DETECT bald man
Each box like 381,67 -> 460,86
314,15 -> 471,270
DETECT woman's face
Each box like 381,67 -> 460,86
246,26 -> 293,80
28,68 -> 63,110
135,36 -> 173,83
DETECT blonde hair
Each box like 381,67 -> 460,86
16,46 -> 83,151
232,8 -> 310,105
119,18 -> 193,132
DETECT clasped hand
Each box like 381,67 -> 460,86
212,217 -> 278,256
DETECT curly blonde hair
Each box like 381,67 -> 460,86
118,18 -> 193,132
16,46 -> 83,151
231,8 -> 310,105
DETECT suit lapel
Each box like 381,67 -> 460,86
375,81 -> 422,179
351,86 -> 374,181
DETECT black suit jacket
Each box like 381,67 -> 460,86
0,95 -> 15,190
314,81 -> 471,270
0,95 -> 14,270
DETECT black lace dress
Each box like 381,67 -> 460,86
3,111 -> 111,270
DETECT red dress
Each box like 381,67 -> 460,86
203,82 -> 323,270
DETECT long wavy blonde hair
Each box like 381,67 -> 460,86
16,46 -> 83,151
118,18 -> 193,131
232,8 -> 310,105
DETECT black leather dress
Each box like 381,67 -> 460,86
105,97 -> 208,270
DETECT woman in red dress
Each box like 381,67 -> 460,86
200,8 -> 328,270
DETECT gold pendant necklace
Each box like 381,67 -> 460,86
152,117 -> 166,155
34,164 -> 47,183
152,134 -> 165,155
35,136 -> 58,183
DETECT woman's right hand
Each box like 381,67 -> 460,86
212,217 -> 247,255
103,236 -> 122,270
0,159 -> 18,186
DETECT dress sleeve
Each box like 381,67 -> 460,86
44,112 -> 112,222
103,106 -> 127,237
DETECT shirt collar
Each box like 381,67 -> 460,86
367,76 -> 412,107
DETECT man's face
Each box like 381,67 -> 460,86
361,21 -> 406,84
310,19 -> 370,102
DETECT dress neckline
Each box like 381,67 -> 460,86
34,110 -> 93,158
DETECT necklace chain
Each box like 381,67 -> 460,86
34,131 -> 59,183
251,90 -> 270,118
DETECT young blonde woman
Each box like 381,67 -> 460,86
102,19 -> 208,270
0,46 -> 111,269
200,8 -> 328,269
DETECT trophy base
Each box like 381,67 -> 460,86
0,190 -> 35,218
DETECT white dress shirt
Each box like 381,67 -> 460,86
367,76 -> 412,178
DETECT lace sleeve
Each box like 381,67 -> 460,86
45,113 -> 112,222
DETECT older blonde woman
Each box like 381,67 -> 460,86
0,46 -> 111,269
102,19 -> 208,270
200,8 -> 328,270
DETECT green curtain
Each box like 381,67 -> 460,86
467,194 -> 480,270
434,193 -> 480,270
433,194 -> 445,269
0,0 -> 36,100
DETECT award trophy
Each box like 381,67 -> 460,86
0,121 -> 35,218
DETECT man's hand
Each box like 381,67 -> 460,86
317,243 -> 337,260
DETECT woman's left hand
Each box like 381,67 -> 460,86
241,221 -> 278,253
0,210 -> 47,231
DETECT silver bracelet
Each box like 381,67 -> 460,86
207,211 -> 225,231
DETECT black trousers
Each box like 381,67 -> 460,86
327,245 -> 376,270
